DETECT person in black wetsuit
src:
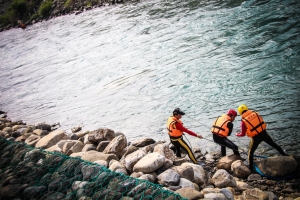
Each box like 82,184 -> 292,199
211,109 -> 240,157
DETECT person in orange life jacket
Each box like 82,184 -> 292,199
211,109 -> 240,157
167,108 -> 203,164
236,104 -> 288,172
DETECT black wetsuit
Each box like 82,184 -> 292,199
213,122 -> 240,157
248,130 -> 288,171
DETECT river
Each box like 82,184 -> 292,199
1,0 -> 300,156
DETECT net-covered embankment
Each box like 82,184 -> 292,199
0,138 -> 185,200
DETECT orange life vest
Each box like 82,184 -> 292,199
242,110 -> 266,137
211,114 -> 231,137
167,116 -> 183,137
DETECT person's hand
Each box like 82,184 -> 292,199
235,130 -> 241,136
197,134 -> 203,139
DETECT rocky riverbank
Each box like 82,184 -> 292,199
0,0 -> 126,32
0,111 -> 300,200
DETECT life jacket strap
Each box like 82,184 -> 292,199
212,125 -> 225,131
250,121 -> 265,132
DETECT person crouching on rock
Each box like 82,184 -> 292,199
167,108 -> 203,165
211,109 -> 241,157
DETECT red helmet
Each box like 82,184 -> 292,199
227,109 -> 237,116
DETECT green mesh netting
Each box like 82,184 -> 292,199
0,138 -> 186,200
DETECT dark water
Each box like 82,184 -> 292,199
0,0 -> 300,155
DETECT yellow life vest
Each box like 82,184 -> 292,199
211,114 -> 231,137
242,110 -> 266,137
167,116 -> 183,137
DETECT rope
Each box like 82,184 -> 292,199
184,115 -> 250,156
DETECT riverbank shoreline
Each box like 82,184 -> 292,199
0,0 -> 128,32
1,110 -> 300,199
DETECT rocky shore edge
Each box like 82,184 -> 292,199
0,110 -> 300,200
0,0 -> 126,32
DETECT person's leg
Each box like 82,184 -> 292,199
221,145 -> 226,157
261,130 -> 288,156
177,137 -> 198,164
213,134 -> 226,156
248,135 -> 261,172
171,140 -> 181,157
223,138 -> 240,156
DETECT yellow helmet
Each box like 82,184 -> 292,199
238,104 -> 248,115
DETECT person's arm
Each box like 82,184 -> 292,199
236,120 -> 246,137
227,122 -> 233,136
175,122 -> 202,138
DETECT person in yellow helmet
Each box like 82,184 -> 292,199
236,104 -> 288,172
211,109 -> 240,157
167,108 -> 203,164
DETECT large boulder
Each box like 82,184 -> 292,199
157,169 -> 180,186
124,149 -> 147,173
211,169 -> 237,188
175,188 -> 204,200
255,156 -> 297,177
178,178 -> 195,189
153,143 -> 176,162
217,154 -> 242,171
171,165 -> 194,182
25,134 -> 41,147
241,188 -> 268,200
231,160 -> 251,178
103,135 -> 127,158
133,152 -> 165,173
181,163 -> 206,185
35,130 -> 68,149
87,128 -> 115,145
131,138 -> 155,147
109,160 -> 128,175
62,140 -> 84,155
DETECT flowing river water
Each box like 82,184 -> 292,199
1,0 -> 300,156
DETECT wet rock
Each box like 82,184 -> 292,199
217,154 -> 242,171
32,129 -> 49,136
178,178 -> 195,189
157,169 -> 180,186
247,173 -> 262,181
93,160 -> 108,167
0,184 -> 22,198
82,144 -> 97,152
173,157 -> 189,166
212,169 -> 237,188
124,149 -> 146,173
109,160 -> 128,175
241,188 -> 268,200
71,126 -> 82,133
231,160 -> 251,178
138,173 -> 156,182
35,130 -> 68,149
2,127 -> 12,133
175,187 -> 204,200
96,141 -> 110,152
255,156 -> 298,177
236,181 -> 254,191
132,138 -> 156,147
81,164 -> 103,181
133,152 -> 165,173
25,134 -> 41,146
87,128 -> 115,144
103,135 -> 127,158
23,186 -> 46,199
154,143 -> 176,162
172,165 -> 194,182
181,163 -> 206,185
